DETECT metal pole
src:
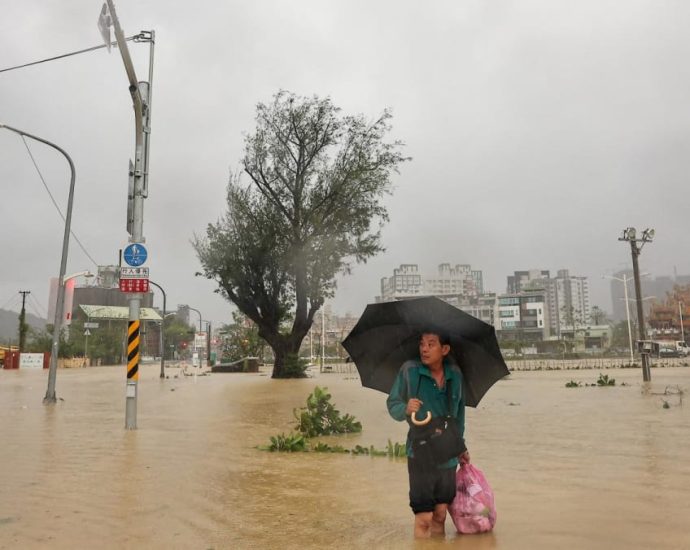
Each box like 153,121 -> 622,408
622,275 -> 634,366
630,241 -> 651,381
206,320 -> 212,367
140,30 -> 155,199
186,306 -> 202,332
321,308 -> 325,372
679,301 -> 685,343
0,125 -> 76,403
106,0 -> 145,429
148,280 -> 166,378
85,321 -> 89,366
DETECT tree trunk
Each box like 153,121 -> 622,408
270,337 -> 304,378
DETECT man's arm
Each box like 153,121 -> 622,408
456,373 -> 470,462
386,367 -> 409,421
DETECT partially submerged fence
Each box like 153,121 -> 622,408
316,357 -> 690,375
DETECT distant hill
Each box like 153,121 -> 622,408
0,309 -> 47,343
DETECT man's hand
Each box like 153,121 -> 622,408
405,398 -> 423,416
459,450 -> 470,464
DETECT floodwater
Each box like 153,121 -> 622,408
1,364 -> 689,550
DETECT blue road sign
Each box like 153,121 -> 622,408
123,243 -> 148,267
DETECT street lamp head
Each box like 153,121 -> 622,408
62,270 -> 95,284
625,227 -> 636,241
642,228 -> 655,242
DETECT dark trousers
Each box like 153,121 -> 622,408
407,457 -> 456,514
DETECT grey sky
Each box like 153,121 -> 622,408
2,0 -> 689,327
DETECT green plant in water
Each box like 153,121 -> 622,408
596,373 -> 616,386
311,442 -> 348,454
294,386 -> 362,437
386,439 -> 408,457
565,380 -> 581,388
263,432 -> 308,452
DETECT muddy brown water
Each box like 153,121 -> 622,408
1,365 -> 688,549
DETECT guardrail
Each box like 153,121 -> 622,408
314,357 -> 690,374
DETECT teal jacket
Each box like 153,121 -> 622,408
386,359 -> 466,468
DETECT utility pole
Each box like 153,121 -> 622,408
18,290 -> 30,352
619,227 -> 655,382
101,1 -> 155,429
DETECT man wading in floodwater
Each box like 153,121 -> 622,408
387,330 -> 470,538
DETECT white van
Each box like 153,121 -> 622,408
675,341 -> 690,357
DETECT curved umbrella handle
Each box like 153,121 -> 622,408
410,410 -> 432,426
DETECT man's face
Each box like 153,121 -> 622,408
419,333 -> 450,367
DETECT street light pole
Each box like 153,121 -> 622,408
680,301 -> 685,343
619,227 -> 655,382
181,305 -> 202,366
148,280 -> 166,378
604,274 -> 634,366
205,320 -> 212,367
622,275 -> 634,366
0,124 -> 76,404
185,306 -> 202,332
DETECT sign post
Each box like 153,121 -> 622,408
100,0 -> 155,430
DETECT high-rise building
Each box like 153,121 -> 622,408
553,269 -> 590,333
506,268 -> 591,337
506,270 -> 550,294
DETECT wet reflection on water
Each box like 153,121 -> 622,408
1,366 -> 689,549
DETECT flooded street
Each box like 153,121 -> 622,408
1,364 -> 689,549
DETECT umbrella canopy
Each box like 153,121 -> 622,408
341,296 -> 510,407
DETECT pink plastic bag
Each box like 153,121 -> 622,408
449,463 -> 496,534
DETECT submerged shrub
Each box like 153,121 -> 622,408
263,433 -> 308,452
294,386 -> 362,437
596,374 -> 616,386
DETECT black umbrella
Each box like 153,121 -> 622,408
341,296 -> 510,407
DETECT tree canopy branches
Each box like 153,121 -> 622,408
194,91 -> 408,377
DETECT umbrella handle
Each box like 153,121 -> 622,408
410,410 -> 432,426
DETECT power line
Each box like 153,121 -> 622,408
0,36 -> 138,74
28,293 -> 47,319
1,293 -> 21,311
20,136 -> 99,268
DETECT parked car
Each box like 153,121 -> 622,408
659,346 -> 680,358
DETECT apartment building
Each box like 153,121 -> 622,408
496,290 -> 550,342
379,263 -> 483,302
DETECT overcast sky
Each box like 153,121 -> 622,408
2,0 -> 689,327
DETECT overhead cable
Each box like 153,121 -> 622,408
21,136 -> 99,268
0,37 -> 137,74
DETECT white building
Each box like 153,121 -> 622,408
553,269 -> 591,333
508,268 -> 591,337
379,264 -> 424,300
379,263 -> 483,302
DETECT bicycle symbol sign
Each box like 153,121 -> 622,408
123,243 -> 148,267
